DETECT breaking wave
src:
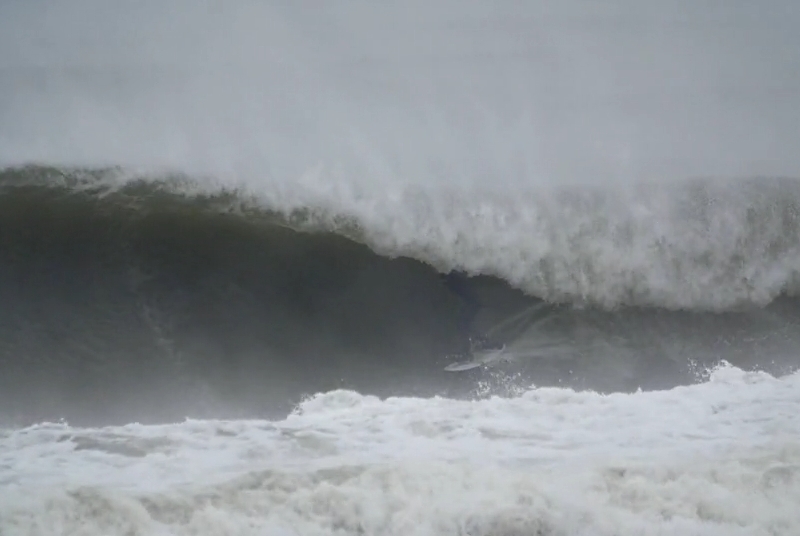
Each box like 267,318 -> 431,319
5,165 -> 800,310
1,166 -> 799,426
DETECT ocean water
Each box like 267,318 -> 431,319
2,367 -> 799,535
2,2 -> 800,534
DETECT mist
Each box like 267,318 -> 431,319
1,0 -> 798,185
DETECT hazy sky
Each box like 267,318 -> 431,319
1,0 -> 799,182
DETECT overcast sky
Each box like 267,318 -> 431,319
1,1 -> 799,182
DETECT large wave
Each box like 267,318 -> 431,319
2,166 -> 799,426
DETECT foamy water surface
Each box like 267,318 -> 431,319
2,364 -> 798,535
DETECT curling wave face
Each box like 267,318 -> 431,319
1,167 -> 799,426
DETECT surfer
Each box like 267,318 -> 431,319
440,270 -> 503,356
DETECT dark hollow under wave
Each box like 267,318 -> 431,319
2,167 -> 799,427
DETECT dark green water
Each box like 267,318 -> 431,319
1,167 -> 798,426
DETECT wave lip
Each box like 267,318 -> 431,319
4,167 -> 800,312
207,170 -> 800,311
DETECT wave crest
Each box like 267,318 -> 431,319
4,166 -> 800,310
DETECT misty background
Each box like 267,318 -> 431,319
1,0 -> 799,183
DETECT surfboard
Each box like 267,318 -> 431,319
443,345 -> 508,372
443,360 -> 484,372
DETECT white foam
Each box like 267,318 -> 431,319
266,177 -> 800,310
2,364 -> 799,535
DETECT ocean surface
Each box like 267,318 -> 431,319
2,2 -> 800,535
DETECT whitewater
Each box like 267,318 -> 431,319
2,365 -> 800,535
2,1 -> 800,534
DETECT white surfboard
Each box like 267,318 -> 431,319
444,345 -> 508,372
443,360 -> 485,372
